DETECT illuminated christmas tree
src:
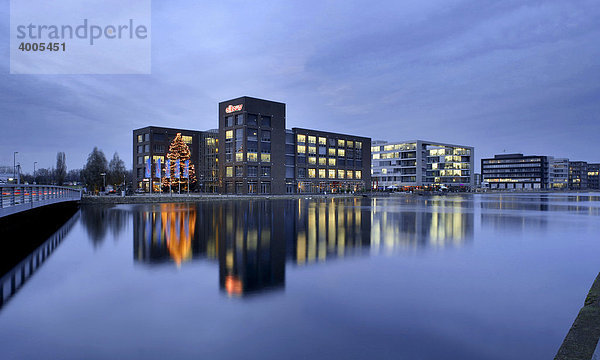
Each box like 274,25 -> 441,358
162,133 -> 196,191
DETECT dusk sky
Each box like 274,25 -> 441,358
1,0 -> 599,173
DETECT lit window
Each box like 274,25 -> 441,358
319,169 -> 326,178
328,169 -> 336,178
308,146 -> 316,154
236,153 -> 244,162
338,170 -> 345,179
248,152 -> 258,162
347,141 -> 354,148
297,134 -> 306,143
308,169 -> 316,178
328,158 -> 336,166
297,145 -> 306,154
328,148 -> 336,156
226,166 -> 233,177
373,154 -> 380,159
356,170 -> 362,179
226,130 -> 233,140
261,153 -> 271,162
338,149 -> 345,157
338,139 -> 345,147
356,142 -> 362,149
152,156 -> 164,163
318,157 -> 326,165
182,136 -> 193,144
137,135 -> 143,143
308,156 -> 316,164
347,171 -> 353,179
318,137 -> 327,145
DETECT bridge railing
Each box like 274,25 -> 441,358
0,185 -> 81,217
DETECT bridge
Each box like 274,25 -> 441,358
0,185 -> 82,218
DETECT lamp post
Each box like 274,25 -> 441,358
100,173 -> 106,194
33,161 -> 37,184
13,151 -> 18,184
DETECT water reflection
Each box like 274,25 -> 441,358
127,197 -> 473,296
80,205 -> 130,247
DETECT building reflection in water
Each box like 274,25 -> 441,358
131,197 -> 474,296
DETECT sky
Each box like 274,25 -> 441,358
1,0 -> 599,173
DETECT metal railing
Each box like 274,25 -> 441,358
0,185 -> 82,218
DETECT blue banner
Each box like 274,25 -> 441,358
183,160 -> 189,178
145,158 -> 151,178
175,159 -> 180,178
155,158 -> 162,178
165,159 -> 170,178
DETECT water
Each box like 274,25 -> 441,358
1,194 -> 599,360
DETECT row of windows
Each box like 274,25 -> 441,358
225,129 -> 271,142
482,163 -> 541,169
371,143 -> 416,152
225,153 -> 271,163
483,158 -> 543,164
296,145 -> 362,158
225,181 -> 271,194
225,114 -> 271,128
296,134 -> 362,149
295,157 -> 363,168
297,169 -> 362,179
226,166 -> 271,178
136,133 -> 193,145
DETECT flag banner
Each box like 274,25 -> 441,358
165,159 -> 171,178
184,160 -> 189,178
145,158 -> 151,178
155,158 -> 162,178
175,159 -> 180,178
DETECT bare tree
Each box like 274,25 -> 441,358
55,152 -> 67,185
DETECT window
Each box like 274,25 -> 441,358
248,166 -> 258,177
347,171 -> 353,179
297,145 -> 306,154
356,142 -> 362,149
328,158 -> 336,166
236,114 -> 244,125
260,182 -> 271,194
308,146 -> 316,155
247,114 -> 258,126
261,116 -> 271,127
261,153 -> 271,162
297,134 -> 306,143
144,134 -> 150,141
356,170 -> 362,179
261,130 -> 271,142
308,136 -> 316,144
338,139 -> 345,147
137,145 -> 144,153
226,130 -> 233,140
319,169 -> 326,178
328,169 -> 336,179
236,152 -> 244,162
225,116 -> 234,127
308,168 -> 316,178
347,141 -> 354,148
182,136 -> 193,144
137,135 -> 143,143
338,170 -> 345,179
137,156 -> 143,164
328,148 -> 336,156
261,166 -> 271,177
235,128 -> 244,140
226,166 -> 233,177
153,144 -> 165,153
235,166 -> 243,177
247,129 -> 258,141
248,181 -> 257,193
338,149 -> 345,157
298,168 -> 306,178
152,155 -> 164,163
318,137 -> 326,145
319,157 -> 326,165
261,142 -> 271,153
308,156 -> 316,165
297,155 -> 306,165
248,152 -> 258,162
328,138 -> 336,147
247,141 -> 258,152
318,146 -> 326,155
236,182 -> 244,194
144,144 -> 150,152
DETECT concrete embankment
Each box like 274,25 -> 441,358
555,273 -> 600,360
81,193 -> 371,204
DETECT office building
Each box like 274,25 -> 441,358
481,154 -> 549,190
569,161 -> 588,190
218,96 -> 371,194
549,157 -> 569,189
588,163 -> 600,190
371,140 -> 474,190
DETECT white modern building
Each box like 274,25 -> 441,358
548,157 -> 569,189
371,140 -> 474,190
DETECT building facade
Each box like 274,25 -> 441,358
371,140 -> 474,190
198,130 -> 219,193
218,96 -> 371,194
588,163 -> 600,190
481,153 -> 549,190
568,161 -> 588,190
549,157 -> 569,189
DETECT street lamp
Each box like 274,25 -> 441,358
13,151 -> 18,184
100,173 -> 106,194
33,161 -> 37,184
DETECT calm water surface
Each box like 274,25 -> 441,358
1,194 -> 599,360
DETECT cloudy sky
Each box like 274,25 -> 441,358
1,0 -> 599,173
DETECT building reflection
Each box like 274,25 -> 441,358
131,197 -> 473,296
